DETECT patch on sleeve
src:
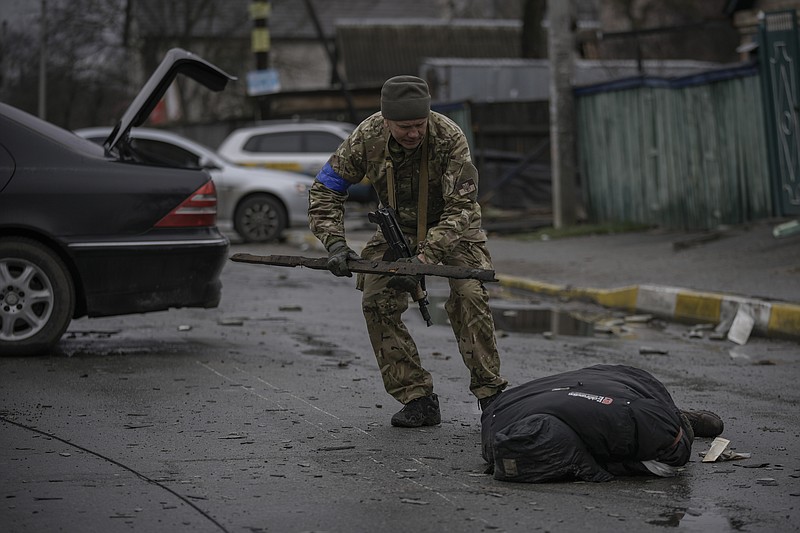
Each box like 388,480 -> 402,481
457,179 -> 477,197
455,161 -> 479,199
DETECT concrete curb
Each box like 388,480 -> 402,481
497,274 -> 800,341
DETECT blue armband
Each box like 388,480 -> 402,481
316,163 -> 351,194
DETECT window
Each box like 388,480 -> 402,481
132,139 -> 200,168
305,131 -> 345,152
244,132 -> 303,153
240,129 -> 347,154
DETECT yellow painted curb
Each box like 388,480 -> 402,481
496,275 -> 639,310
582,286 -> 639,310
496,274 -> 800,339
768,302 -> 800,338
674,291 -> 723,323
496,275 -> 566,297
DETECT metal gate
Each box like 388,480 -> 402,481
760,10 -> 800,216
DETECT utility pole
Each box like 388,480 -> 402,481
547,0 -> 577,228
38,0 -> 47,120
251,0 -> 271,118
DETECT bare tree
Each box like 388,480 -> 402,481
598,0 -> 739,64
130,0 -> 251,124
1,0 -> 131,128
0,0 -> 250,128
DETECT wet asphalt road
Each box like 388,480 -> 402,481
1,238 -> 799,533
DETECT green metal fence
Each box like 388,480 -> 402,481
759,10 -> 800,217
576,67 -> 772,230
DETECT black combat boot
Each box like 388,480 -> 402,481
681,409 -> 724,438
391,394 -> 441,427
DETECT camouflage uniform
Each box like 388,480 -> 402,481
308,111 -> 507,404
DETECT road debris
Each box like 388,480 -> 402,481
772,219 -> 800,238
400,498 -> 429,505
625,314 -> 653,323
702,437 -> 730,462
687,323 -> 716,339
701,437 -> 751,462
756,478 -> 778,486
727,308 -> 755,345
639,346 -> 669,355
672,231 -> 724,251
734,463 -> 771,469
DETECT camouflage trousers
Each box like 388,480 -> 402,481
357,235 -> 508,404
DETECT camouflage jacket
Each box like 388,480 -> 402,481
308,111 -> 485,264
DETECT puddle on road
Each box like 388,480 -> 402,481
491,305 -> 595,336
647,506 -> 745,531
427,296 -> 596,337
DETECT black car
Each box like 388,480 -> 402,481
0,49 -> 235,356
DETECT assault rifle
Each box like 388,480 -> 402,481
368,206 -> 433,327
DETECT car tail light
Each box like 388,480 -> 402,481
155,181 -> 217,228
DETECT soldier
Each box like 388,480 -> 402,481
308,75 -> 507,427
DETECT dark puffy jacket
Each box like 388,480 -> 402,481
481,364 -> 693,483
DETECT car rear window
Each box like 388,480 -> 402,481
306,132 -> 345,152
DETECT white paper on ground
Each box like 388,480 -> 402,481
702,437 -> 731,462
727,308 -> 755,345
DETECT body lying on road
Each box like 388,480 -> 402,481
481,364 -> 723,483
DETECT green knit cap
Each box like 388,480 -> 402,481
380,75 -> 431,121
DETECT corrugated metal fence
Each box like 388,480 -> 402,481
576,65 -> 772,230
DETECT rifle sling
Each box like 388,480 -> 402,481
385,122 -> 430,252
417,132 -> 429,246
386,157 -> 396,214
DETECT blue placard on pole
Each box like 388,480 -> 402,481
247,69 -> 280,96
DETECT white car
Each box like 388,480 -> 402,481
75,128 -> 311,243
217,120 -> 375,204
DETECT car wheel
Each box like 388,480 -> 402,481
233,194 -> 287,243
0,238 -> 75,356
